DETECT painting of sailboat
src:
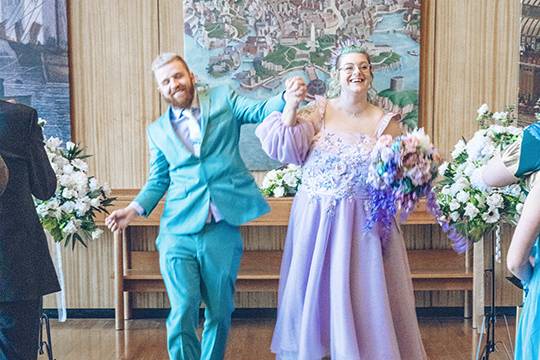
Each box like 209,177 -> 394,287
0,0 -> 71,141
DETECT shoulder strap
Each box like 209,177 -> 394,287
375,112 -> 398,138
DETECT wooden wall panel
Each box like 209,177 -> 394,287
47,0 -> 523,310
431,0 -> 520,158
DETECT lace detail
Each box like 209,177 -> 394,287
300,130 -> 374,209
297,98 -> 396,214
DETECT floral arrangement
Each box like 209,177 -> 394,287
35,122 -> 114,248
432,104 -> 527,252
366,128 -> 441,238
260,164 -> 302,197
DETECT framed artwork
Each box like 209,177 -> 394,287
0,0 -> 70,141
520,0 -> 540,127
184,0 -> 421,170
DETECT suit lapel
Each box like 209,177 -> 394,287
199,90 -> 211,142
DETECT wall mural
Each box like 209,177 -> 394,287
520,0 -> 540,127
184,0 -> 421,170
0,0 -> 70,141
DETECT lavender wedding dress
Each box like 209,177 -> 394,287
255,98 -> 427,360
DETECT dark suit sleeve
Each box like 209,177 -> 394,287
27,109 -> 56,200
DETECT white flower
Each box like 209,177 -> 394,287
475,194 -> 486,207
65,141 -> 76,151
482,208 -> 500,224
516,203 -> 524,214
46,137 -> 62,149
266,170 -> 278,181
504,184 -> 522,197
54,156 -> 68,169
261,177 -> 273,189
273,186 -> 285,197
91,228 -> 104,240
438,162 -> 448,176
62,164 -> 74,175
90,197 -> 101,207
410,128 -> 431,149
61,188 -> 77,199
486,193 -> 504,208
36,204 -> 49,217
449,178 -> 469,195
492,111 -> 507,122
72,159 -> 89,172
287,164 -> 300,171
470,167 -> 490,191
61,201 -> 76,213
89,178 -> 99,191
441,186 -> 452,196
450,211 -> 460,222
464,203 -> 480,219
58,174 -> 73,187
282,172 -> 298,188
456,191 -> 470,203
62,220 -> 79,235
463,163 -> 476,177
466,133 -> 490,161
451,140 -> 467,159
477,103 -> 489,116
75,199 -> 91,216
449,200 -> 461,211
102,183 -> 111,197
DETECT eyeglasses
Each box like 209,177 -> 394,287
338,63 -> 372,74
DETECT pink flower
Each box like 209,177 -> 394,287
378,134 -> 393,147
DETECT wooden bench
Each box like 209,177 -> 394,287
96,189 -> 473,330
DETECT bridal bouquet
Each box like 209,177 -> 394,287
260,164 -> 302,197
432,104 -> 527,252
35,132 -> 115,248
366,128 -> 441,235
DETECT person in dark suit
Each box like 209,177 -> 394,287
0,100 -> 60,360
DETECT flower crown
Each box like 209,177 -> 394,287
329,39 -> 368,70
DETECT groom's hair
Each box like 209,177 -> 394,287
151,53 -> 190,73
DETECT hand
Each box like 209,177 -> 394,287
105,207 -> 138,232
284,76 -> 307,108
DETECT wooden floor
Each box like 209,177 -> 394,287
38,317 -> 517,360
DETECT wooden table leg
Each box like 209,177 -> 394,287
473,239 -> 485,332
114,230 -> 125,330
122,230 -> 132,320
464,247 -> 472,319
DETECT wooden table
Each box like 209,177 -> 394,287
95,190 -> 474,330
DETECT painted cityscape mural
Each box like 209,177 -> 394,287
184,0 -> 421,170
0,0 -> 70,141
520,0 -> 540,127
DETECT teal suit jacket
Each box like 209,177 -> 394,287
134,85 -> 285,235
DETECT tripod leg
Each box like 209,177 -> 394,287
476,316 -> 487,360
502,315 -> 514,357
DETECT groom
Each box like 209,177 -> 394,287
106,53 -> 306,359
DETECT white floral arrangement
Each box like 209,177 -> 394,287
261,164 -> 302,197
434,104 -> 527,244
35,121 -> 114,248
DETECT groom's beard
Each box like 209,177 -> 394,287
165,83 -> 195,109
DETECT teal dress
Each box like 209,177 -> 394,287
510,122 -> 540,360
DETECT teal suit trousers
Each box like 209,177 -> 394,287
157,221 -> 242,360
